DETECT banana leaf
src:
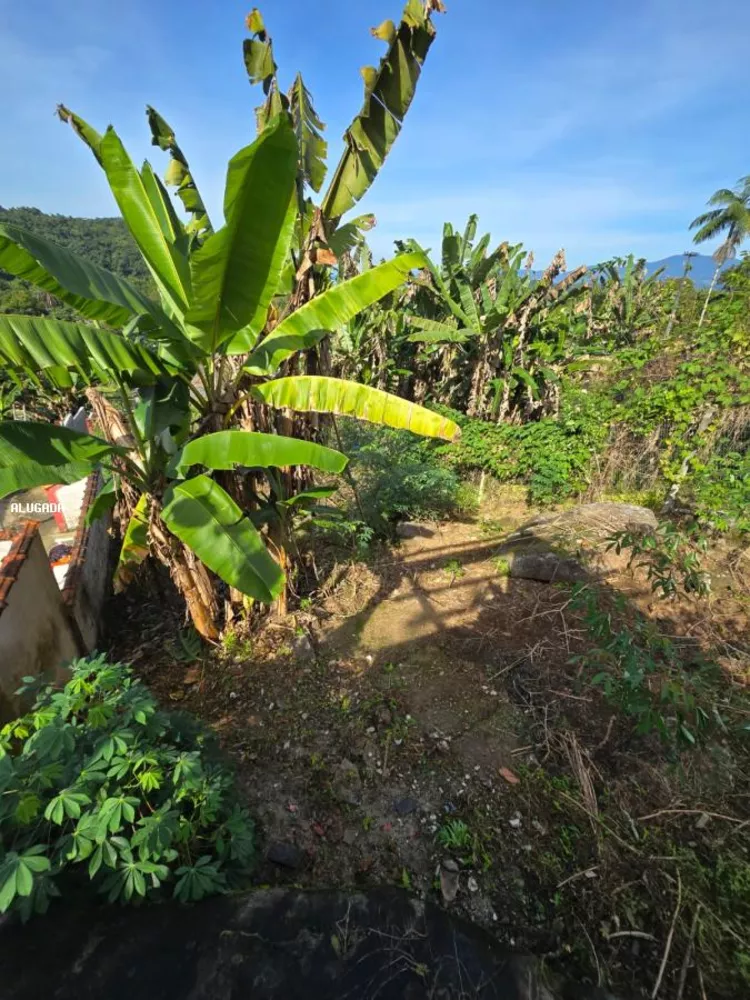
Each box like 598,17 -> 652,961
162,474 -> 284,603
254,376 -> 460,441
169,430 -> 347,478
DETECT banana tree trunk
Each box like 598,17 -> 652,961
698,265 -> 720,329
149,508 -> 220,641
468,343 -> 492,418
85,387 -> 139,527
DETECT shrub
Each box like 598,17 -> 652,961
337,421 -> 476,528
432,389 -> 610,505
0,654 -> 254,919
569,585 -> 725,746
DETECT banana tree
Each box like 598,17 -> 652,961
586,255 -> 665,345
242,1 -> 445,327
0,113 -> 459,638
403,219 -> 587,421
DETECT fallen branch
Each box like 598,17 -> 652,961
638,809 -> 746,825
556,866 -> 598,889
605,930 -> 657,942
675,905 -> 702,1000
651,872 -> 682,999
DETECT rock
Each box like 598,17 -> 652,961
266,841 -> 305,869
0,886 -> 579,1000
375,705 -> 393,728
332,759 -> 363,805
507,550 -> 587,583
393,797 -> 419,816
396,522 -> 435,540
440,859 -> 460,904
290,633 -> 315,663
496,502 -> 658,583
467,876 -> 479,893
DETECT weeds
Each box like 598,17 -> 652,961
436,819 -> 471,851
443,558 -> 465,583
608,522 -> 712,599
570,584 -> 725,745
494,556 -> 511,577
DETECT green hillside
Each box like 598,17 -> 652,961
0,206 -> 153,317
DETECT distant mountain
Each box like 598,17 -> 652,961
533,254 -> 736,288
641,254 -> 737,287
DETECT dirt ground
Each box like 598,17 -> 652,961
106,491 -> 750,1000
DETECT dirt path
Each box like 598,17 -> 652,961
107,505 -> 750,999
320,521 -> 539,773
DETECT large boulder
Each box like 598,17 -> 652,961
497,502 -> 658,584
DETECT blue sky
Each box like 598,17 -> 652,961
1,0 -> 748,265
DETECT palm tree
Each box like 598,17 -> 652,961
690,176 -> 750,327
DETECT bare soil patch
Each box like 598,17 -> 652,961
105,498 -> 750,1000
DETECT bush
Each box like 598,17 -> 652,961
432,389 -> 610,505
569,585 -> 725,746
337,422 -> 476,528
0,654 -> 254,919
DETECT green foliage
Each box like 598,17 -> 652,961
0,206 -> 153,309
667,846 -> 750,992
602,316 -> 750,532
0,654 -> 254,919
434,389 -> 611,504
608,522 -> 711,599
570,585 -> 725,746
436,819 -> 471,851
337,422 -> 475,529
443,558 -> 465,582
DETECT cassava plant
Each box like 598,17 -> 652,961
0,654 -> 255,918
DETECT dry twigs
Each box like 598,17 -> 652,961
651,872 -> 682,999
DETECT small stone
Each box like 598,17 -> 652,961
531,819 -> 547,835
228,691 -> 238,700
331,758 -> 363,805
291,633 -> 315,662
343,828 -> 358,846
266,841 -> 304,869
440,859 -> 459,904
509,815 -> 522,829
375,705 -> 393,727
467,876 -> 479,893
393,797 -> 419,816
396,522 -> 434,540
365,654 -> 374,666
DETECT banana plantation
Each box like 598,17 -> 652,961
0,5 -> 748,1000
